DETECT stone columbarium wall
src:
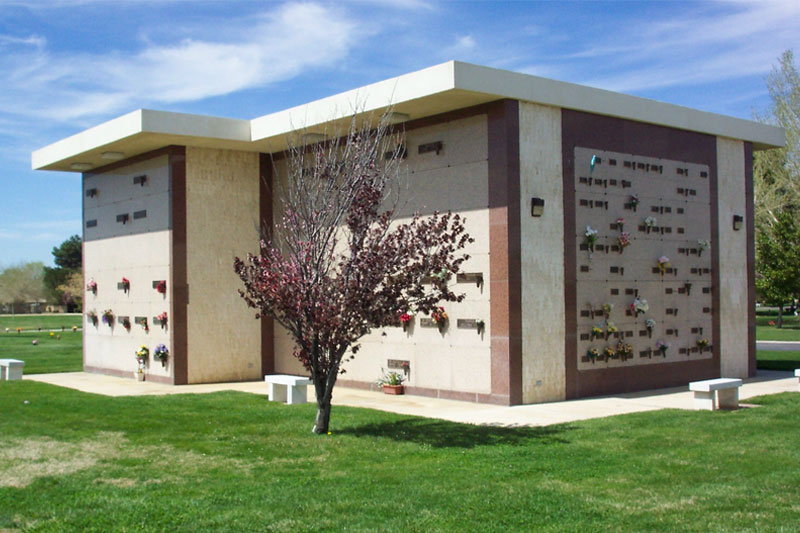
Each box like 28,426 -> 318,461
83,155 -> 173,381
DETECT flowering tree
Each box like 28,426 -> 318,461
234,111 -> 473,433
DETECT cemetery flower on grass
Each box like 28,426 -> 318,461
154,344 -> 169,366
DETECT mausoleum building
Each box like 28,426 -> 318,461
33,61 -> 784,405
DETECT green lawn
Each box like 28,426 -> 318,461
756,350 -> 800,372
755,313 -> 800,341
1,381 -> 799,532
0,330 -> 82,374
0,313 -> 82,332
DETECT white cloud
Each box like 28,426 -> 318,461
0,2 -> 359,122
571,2 -> 800,93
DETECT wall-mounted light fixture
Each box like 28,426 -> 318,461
301,132 -> 327,145
101,151 -> 125,160
70,162 -> 93,171
531,197 -> 545,217
386,112 -> 410,124
733,214 -> 743,231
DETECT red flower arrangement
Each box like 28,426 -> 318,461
156,280 -> 167,294
431,307 -> 448,331
156,312 -> 168,329
121,277 -> 130,292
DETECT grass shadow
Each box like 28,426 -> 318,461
338,417 -> 574,448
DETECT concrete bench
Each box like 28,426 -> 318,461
689,378 -> 742,410
0,359 -> 24,381
264,374 -> 313,404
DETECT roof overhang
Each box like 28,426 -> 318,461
33,61 -> 785,173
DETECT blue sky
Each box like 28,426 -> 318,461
1,0 -> 798,267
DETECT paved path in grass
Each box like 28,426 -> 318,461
25,370 -> 799,427
757,340 -> 800,351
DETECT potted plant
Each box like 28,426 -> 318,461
376,368 -> 405,395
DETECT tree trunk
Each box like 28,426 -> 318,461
313,402 -> 331,434
777,306 -> 783,328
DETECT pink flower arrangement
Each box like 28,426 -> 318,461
617,232 -> 631,251
156,280 -> 167,294
86,279 -> 97,294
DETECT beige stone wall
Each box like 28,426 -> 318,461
271,115 -> 492,394
716,138 -> 749,377
83,231 -> 171,379
185,147 -> 261,383
84,155 -> 170,242
518,103 -> 566,403
83,156 -> 172,379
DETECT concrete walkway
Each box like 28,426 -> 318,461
26,370 -> 799,427
756,340 -> 800,351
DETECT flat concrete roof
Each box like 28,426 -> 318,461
33,60 -> 785,172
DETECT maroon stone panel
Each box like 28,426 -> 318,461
561,110 -> 719,399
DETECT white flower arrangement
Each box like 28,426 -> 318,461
632,297 -> 649,316
644,216 -> 658,228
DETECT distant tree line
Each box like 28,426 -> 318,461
755,50 -> 800,327
0,235 -> 82,313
